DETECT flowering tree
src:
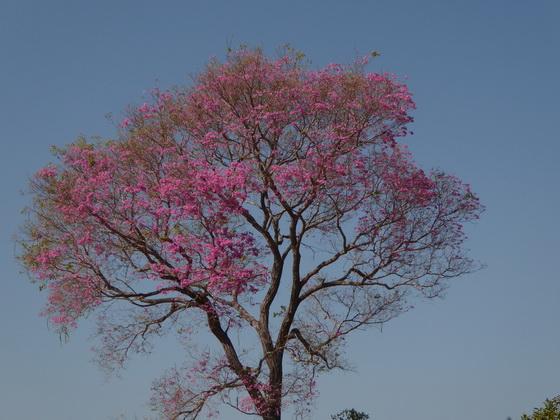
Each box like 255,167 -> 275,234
19,49 -> 482,419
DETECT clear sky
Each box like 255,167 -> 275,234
1,1 -> 559,419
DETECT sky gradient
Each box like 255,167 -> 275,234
1,1 -> 559,419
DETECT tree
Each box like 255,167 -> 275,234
331,408 -> 370,420
521,396 -> 560,420
18,48 -> 482,419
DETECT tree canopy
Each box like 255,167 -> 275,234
332,408 -> 370,420
19,48 -> 482,419
522,396 -> 560,420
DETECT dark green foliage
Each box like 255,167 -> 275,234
521,396 -> 560,420
331,408 -> 370,420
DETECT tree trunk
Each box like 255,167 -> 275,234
260,353 -> 283,420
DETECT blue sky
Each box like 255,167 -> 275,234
1,1 -> 559,419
